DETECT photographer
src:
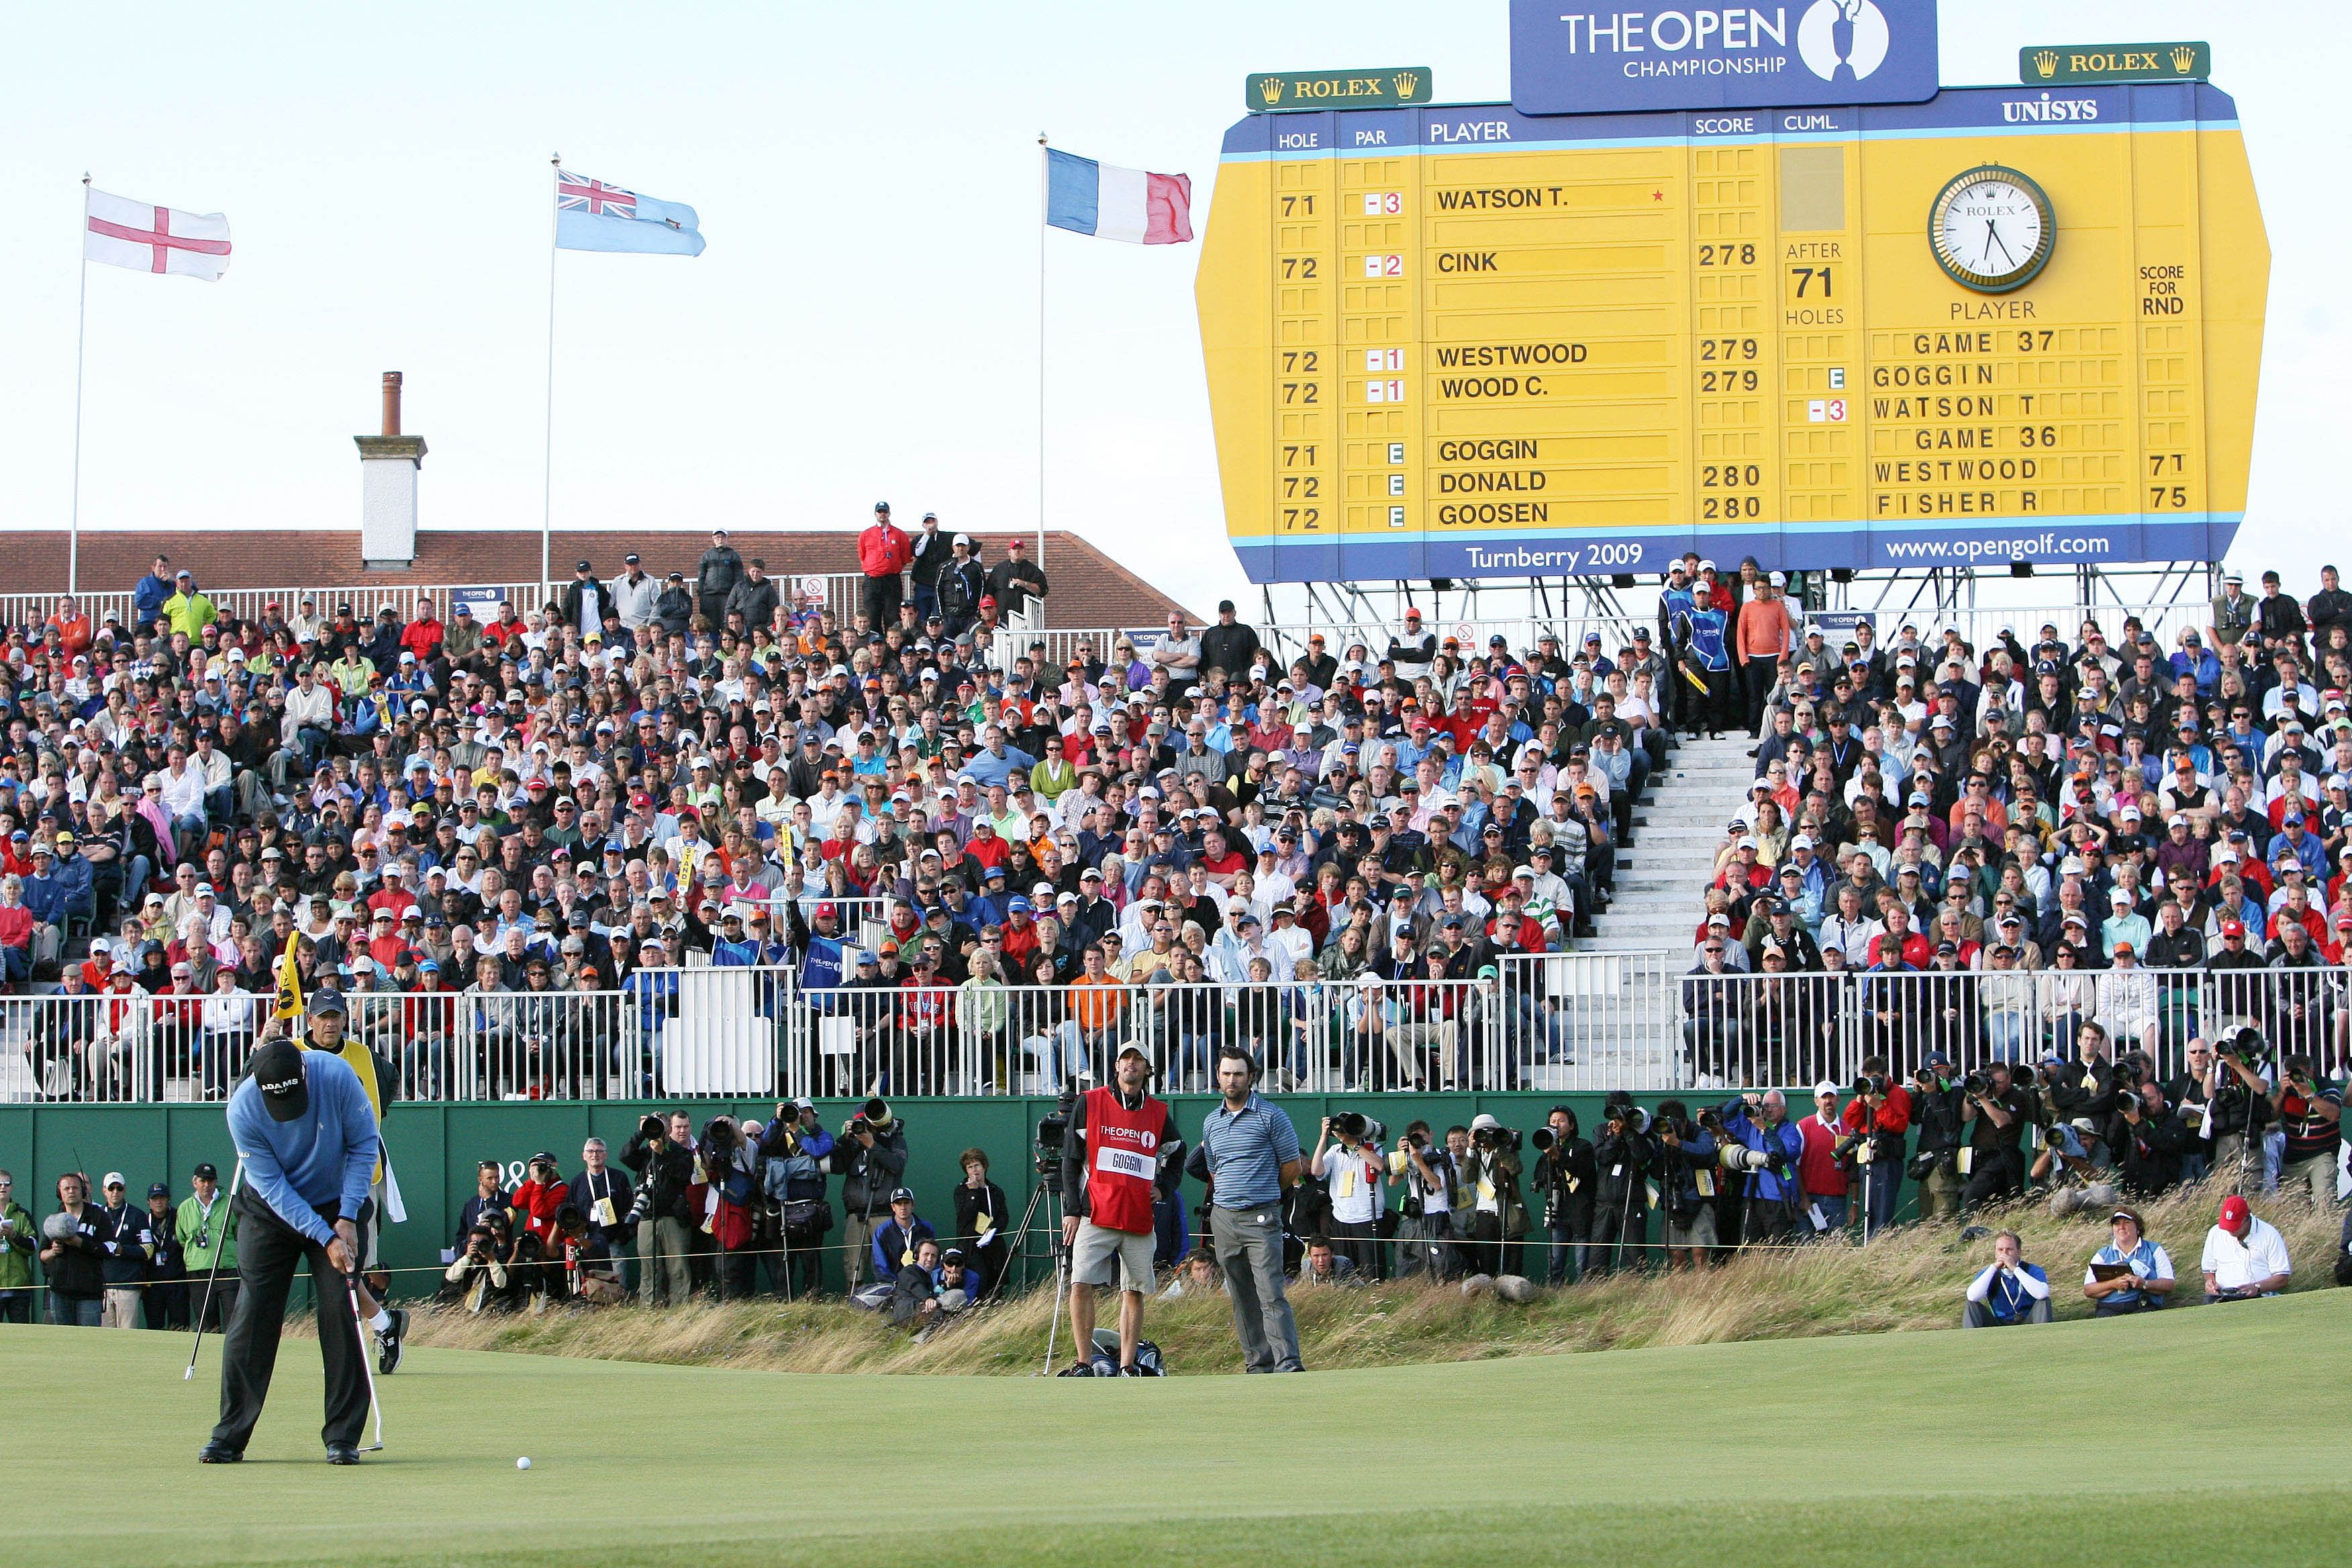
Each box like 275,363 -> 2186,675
621,1110 -> 695,1306
2269,1053 -> 2343,1207
1907,1055 -> 1964,1221
438,1222 -> 513,1314
1647,1099 -> 1718,1268
1310,1111 -> 1385,1279
509,1151 -> 571,1247
1718,1090 -> 1807,1245
1059,1044 -> 1181,1375
1457,1112 -> 1530,1279
1389,1120 -> 1457,1281
1589,1095 -> 1650,1276
2202,1028 -> 2276,1193
1959,1063 -> 2029,1212
758,1101 -> 836,1299
1839,1060 -> 1911,1237
1961,1230 -> 2052,1327
2163,1038 -> 2217,1185
2081,1206 -> 2175,1316
2106,1080 -> 2188,1197
831,1098 -> 909,1297
1530,1108 -> 1596,1286
693,1115 -> 758,1300
566,1138 -> 635,1271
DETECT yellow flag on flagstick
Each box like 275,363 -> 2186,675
273,932 -> 304,1021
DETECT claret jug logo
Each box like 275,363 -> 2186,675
1798,0 -> 1891,81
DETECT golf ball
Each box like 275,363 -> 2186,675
516,1457 -> 532,1470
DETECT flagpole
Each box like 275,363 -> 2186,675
541,153 -> 560,601
1036,134 -> 1048,573
68,175 -> 91,596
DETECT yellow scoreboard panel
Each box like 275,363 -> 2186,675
1195,84 -> 2266,584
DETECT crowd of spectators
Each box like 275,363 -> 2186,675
7,534 -> 1675,1102
1665,557 -> 2352,1091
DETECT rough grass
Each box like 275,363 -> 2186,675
348,1185 -> 2346,1375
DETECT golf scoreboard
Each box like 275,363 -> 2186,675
1195,82 -> 2267,583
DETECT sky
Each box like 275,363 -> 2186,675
2,2 -> 2341,618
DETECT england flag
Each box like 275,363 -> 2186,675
85,187 -> 232,281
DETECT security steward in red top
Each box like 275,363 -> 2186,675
1058,1044 -> 1181,1375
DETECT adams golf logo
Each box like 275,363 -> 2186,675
1797,0 -> 1890,81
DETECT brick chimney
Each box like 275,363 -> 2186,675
356,371 -> 427,569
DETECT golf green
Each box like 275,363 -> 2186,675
7,1291 -> 2347,1567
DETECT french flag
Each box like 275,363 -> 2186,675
1045,149 -> 1193,244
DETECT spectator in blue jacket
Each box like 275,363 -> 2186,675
22,844 -> 74,965
1718,1090 -> 1808,1245
132,554 -> 175,632
869,1187 -> 934,1285
1963,1230 -> 2054,1327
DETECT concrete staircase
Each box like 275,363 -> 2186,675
1586,735 -> 1757,954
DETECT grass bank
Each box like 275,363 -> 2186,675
356,1185 -> 2345,1375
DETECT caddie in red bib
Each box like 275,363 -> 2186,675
1059,1044 -> 1182,1375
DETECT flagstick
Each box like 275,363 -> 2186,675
1036,134 -> 1048,573
68,175 -> 91,596
540,153 -> 560,601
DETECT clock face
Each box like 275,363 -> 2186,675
1928,166 -> 2055,293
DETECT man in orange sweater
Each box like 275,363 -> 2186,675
1734,571 -> 1794,738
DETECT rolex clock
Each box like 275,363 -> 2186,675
1927,165 -> 2056,292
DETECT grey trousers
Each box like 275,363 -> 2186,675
1395,1212 -> 1451,1280
637,1216 -> 692,1306
1210,1204 -> 1302,1373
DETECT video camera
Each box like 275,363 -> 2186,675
1035,1080 -> 1077,1176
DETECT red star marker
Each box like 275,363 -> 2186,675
1652,189 -> 1665,201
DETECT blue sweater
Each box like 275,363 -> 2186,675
227,1050 -> 379,1245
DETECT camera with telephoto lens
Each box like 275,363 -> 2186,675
1529,1126 -> 1556,1153
1330,1111 -> 1385,1144
703,1115 -> 738,1152
638,1112 -> 665,1140
843,1095 -> 891,1139
1962,1069 -> 1995,1097
1853,1073 -> 1889,1098
2220,1028 -> 2267,1069
1473,1122 -> 1520,1152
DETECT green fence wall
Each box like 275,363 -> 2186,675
1,1091 -> 1907,1300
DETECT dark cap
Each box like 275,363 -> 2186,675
192,1161 -> 219,1180
148,1182 -> 171,1199
307,986 -> 347,1017
889,1186 -> 916,1204
249,1037 -> 310,1122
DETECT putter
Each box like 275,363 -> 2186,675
183,1161 -> 242,1381
346,1276 -> 385,1452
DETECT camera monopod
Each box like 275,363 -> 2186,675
183,1159 -> 244,1381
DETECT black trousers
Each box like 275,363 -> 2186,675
213,1194 -> 370,1453
1326,1217 -> 1382,1280
191,1271 -> 241,1333
1589,1187 -> 1645,1275
1961,1148 -> 2024,1211
862,574 -> 903,632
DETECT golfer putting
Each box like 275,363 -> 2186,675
199,1033 -> 382,1465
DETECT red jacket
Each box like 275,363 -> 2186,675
511,1178 -> 570,1243
400,616 -> 444,663
1839,1085 -> 1913,1136
858,522 -> 912,579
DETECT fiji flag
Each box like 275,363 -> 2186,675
1046,149 -> 1192,244
556,169 -> 705,256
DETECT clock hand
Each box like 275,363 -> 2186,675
1986,219 -> 2016,269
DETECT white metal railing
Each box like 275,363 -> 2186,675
12,956 -> 2325,1106
1665,963 -> 2329,1091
